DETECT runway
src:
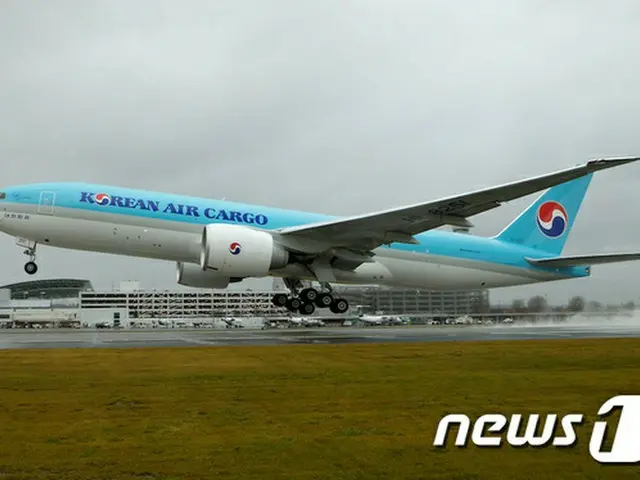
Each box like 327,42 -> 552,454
1,322 -> 640,349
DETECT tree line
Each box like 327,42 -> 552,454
509,295 -> 636,313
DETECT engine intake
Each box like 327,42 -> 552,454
200,224 -> 289,277
176,261 -> 231,288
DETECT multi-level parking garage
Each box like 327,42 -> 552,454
79,284 -> 489,320
337,285 -> 489,317
79,289 -> 284,318
0,278 -> 489,326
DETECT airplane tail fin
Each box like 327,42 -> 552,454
493,173 -> 593,255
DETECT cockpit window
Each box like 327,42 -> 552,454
0,192 -> 5,199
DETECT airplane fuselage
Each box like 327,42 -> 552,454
0,182 -> 589,290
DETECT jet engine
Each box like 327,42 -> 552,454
199,224 -> 290,277
176,261 -> 231,288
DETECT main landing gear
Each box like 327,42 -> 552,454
271,279 -> 349,316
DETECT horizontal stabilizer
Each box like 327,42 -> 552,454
526,252 -> 640,268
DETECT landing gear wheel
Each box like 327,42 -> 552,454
286,297 -> 302,312
299,302 -> 315,315
330,298 -> 349,314
300,288 -> 318,303
315,292 -> 333,308
272,293 -> 288,307
24,261 -> 38,275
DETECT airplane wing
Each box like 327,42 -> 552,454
526,252 -> 640,268
277,157 -> 640,251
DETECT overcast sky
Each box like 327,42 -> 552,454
1,1 -> 640,305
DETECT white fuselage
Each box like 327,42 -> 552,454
0,200 -> 566,291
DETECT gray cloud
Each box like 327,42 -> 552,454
1,0 -> 640,304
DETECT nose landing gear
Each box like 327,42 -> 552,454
22,242 -> 38,275
24,260 -> 38,275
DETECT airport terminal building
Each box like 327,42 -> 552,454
2,278 -> 92,302
0,278 -> 91,327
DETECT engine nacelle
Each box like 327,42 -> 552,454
176,261 -> 231,289
199,224 -> 290,277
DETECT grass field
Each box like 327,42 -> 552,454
0,338 -> 639,479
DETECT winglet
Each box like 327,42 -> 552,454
585,157 -> 640,171
542,156 -> 640,187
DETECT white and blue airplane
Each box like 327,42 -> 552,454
1,157 -> 640,315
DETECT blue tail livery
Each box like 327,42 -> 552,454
493,174 -> 592,255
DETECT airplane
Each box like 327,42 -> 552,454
221,317 -> 244,328
287,316 -> 326,328
352,305 -> 407,326
358,314 -> 406,326
1,157 -> 640,317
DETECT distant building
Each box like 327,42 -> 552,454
0,278 -> 93,300
0,279 -> 90,326
273,278 -> 488,316
79,288 -> 285,319
335,285 -> 489,316
0,277 -> 489,323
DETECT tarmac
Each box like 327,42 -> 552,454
1,322 -> 640,349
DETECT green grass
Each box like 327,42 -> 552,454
0,339 -> 639,479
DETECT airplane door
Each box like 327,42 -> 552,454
38,191 -> 56,214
